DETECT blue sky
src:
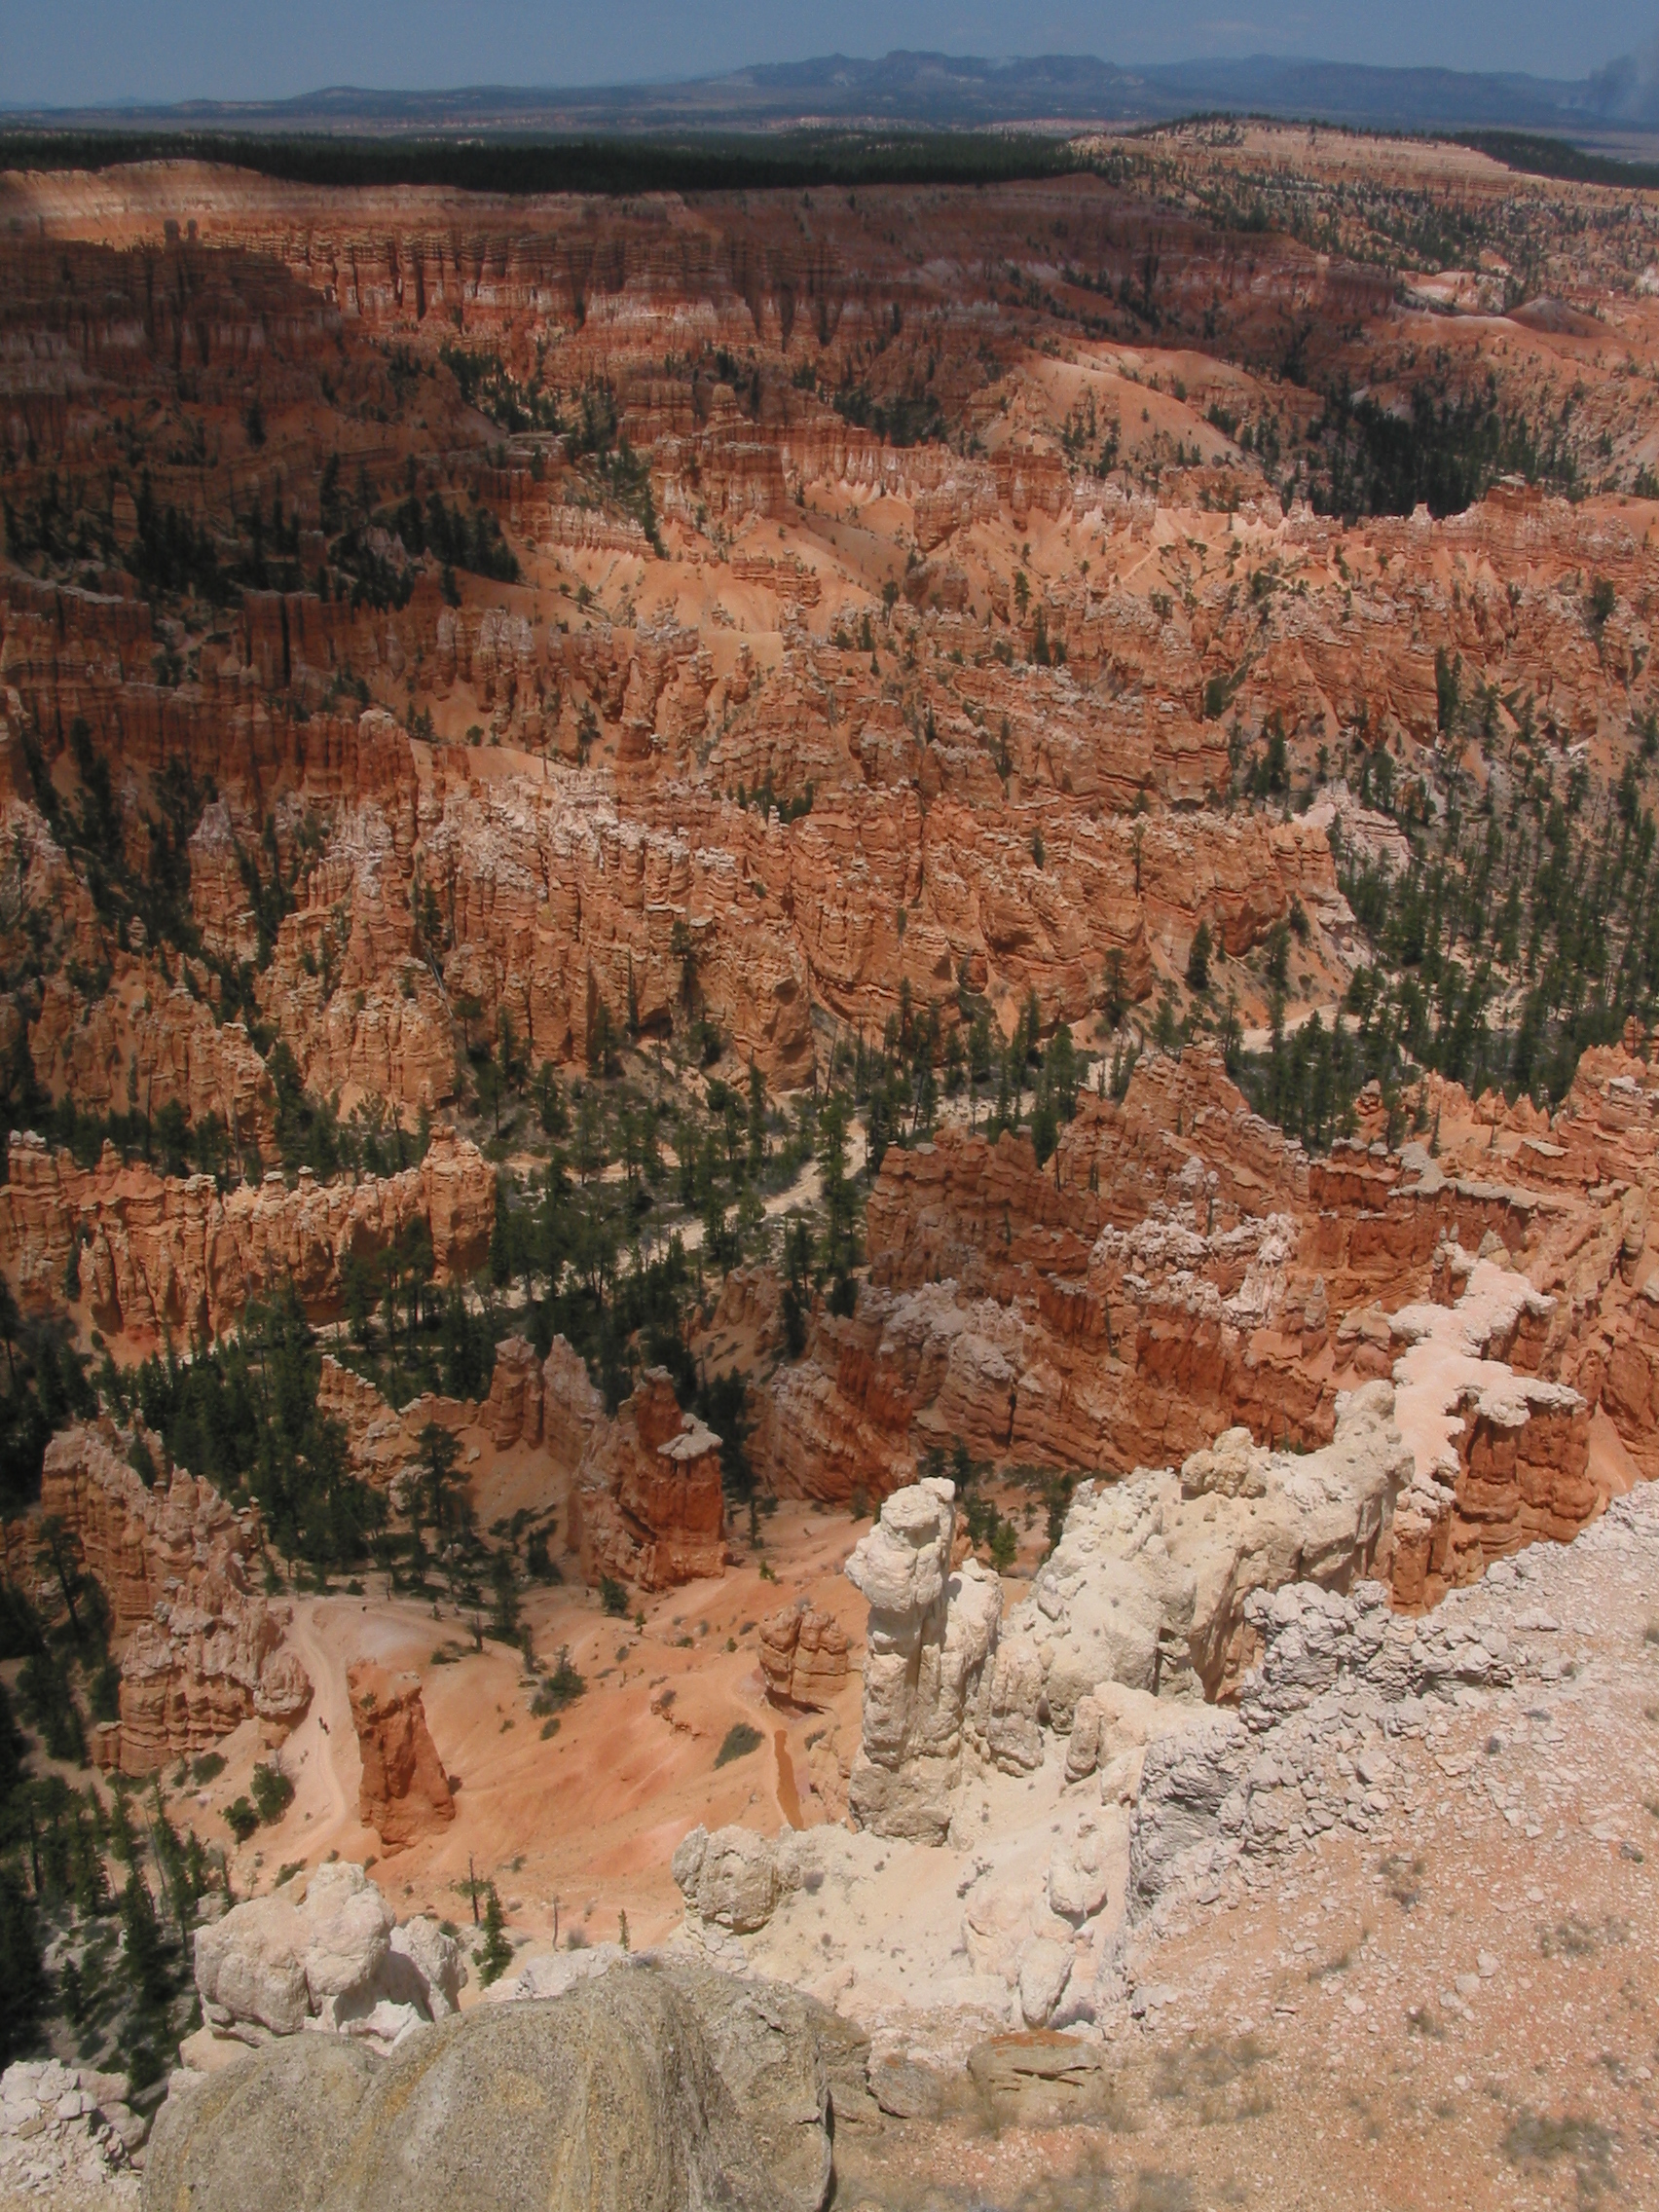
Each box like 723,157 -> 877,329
4,1 -> 1656,110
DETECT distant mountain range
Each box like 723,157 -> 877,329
9,46 -> 1659,143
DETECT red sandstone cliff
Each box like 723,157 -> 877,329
38,1420 -> 310,1775
571,1369 -> 726,1591
0,1126 -> 493,1344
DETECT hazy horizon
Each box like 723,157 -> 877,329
5,3 -> 1659,114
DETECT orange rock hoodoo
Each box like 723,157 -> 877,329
571,1369 -> 726,1592
758,1601 -> 852,1710
482,1335 -> 547,1449
1,160 -> 1654,1120
478,1333 -> 606,1471
346,1661 -> 456,1853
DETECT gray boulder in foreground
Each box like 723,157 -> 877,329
145,1960 -> 847,2212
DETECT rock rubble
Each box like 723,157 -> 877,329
0,2061 -> 140,2206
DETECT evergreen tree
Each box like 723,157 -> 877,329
419,1423 -> 463,1545
119,1866 -> 170,2010
475,1884 -> 512,1986
0,1870 -> 46,2065
1186,920 -> 1212,992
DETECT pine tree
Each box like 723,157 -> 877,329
1186,920 -> 1212,992
0,1869 -> 46,2064
489,1181 -> 512,1288
476,1884 -> 512,1986
119,1866 -> 170,2010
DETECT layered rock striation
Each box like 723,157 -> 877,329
39,1420 -> 310,1775
757,1601 -> 851,1711
347,1662 -> 456,1853
1385,1255 -> 1595,1608
757,1040 -> 1659,1552
0,1126 -> 494,1343
571,1368 -> 726,1591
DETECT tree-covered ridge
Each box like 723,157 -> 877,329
0,129 -> 1081,199
0,1556 -> 234,2088
1212,684 -> 1659,1149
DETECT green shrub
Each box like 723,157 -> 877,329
714,1722 -> 763,1770
532,1653 -> 586,1716
250,1764 -> 295,1825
